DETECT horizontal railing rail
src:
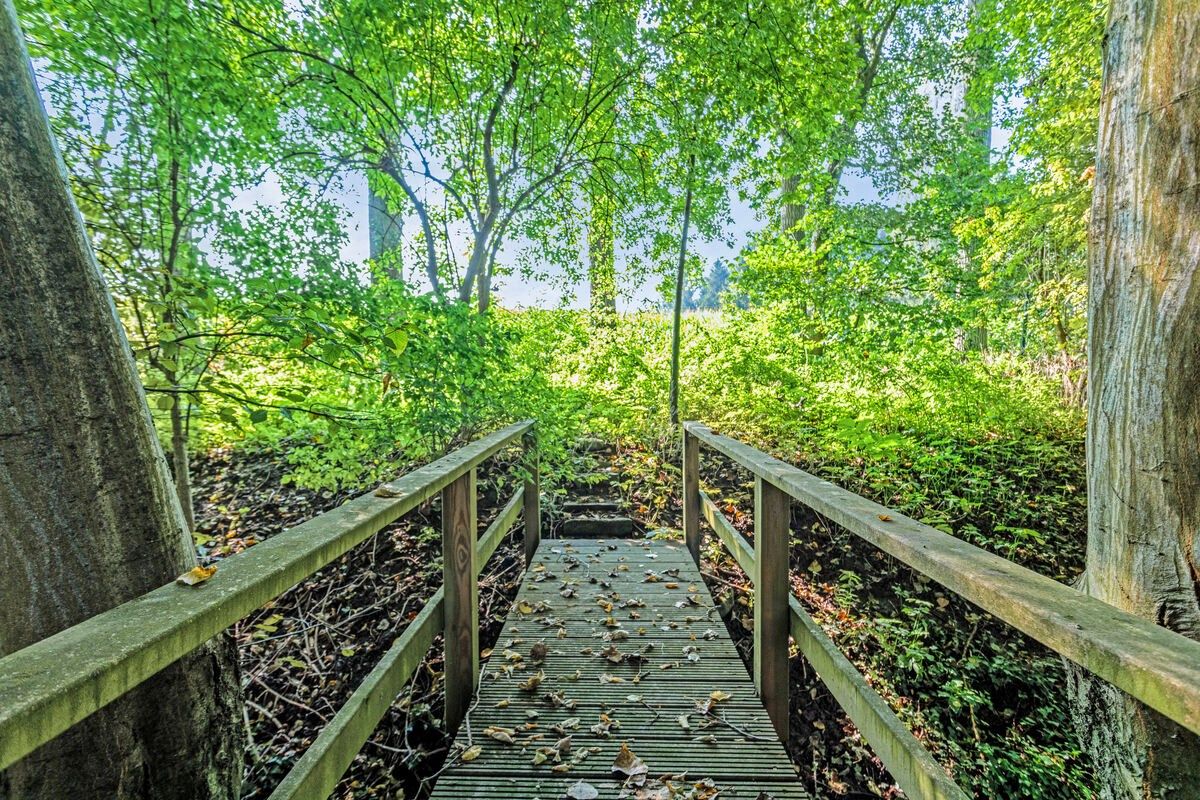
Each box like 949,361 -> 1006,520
0,420 -> 540,798
699,489 -> 968,800
683,420 -> 1200,799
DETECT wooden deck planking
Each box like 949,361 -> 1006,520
430,538 -> 807,799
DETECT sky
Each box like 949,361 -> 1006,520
268,167 -> 891,312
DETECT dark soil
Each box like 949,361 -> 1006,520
193,446 -> 527,800
196,432 -> 1090,799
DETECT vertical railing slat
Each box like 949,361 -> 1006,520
683,427 -> 701,564
442,467 -> 478,732
754,475 -> 791,739
522,430 -> 540,567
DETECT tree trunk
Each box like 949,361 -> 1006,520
1071,0 -> 1200,795
669,155 -> 695,427
779,172 -> 804,243
368,181 -> 402,281
170,394 -> 195,533
588,190 -> 617,320
0,4 -> 243,797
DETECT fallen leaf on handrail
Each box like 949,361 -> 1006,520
374,484 -> 403,498
176,565 -> 217,586
878,514 -> 893,522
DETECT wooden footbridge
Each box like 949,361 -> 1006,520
3,420 -> 1200,799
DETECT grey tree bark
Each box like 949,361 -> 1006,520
0,3 -> 243,797
1071,0 -> 1200,795
368,181 -> 403,281
588,190 -> 617,320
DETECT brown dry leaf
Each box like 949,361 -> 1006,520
460,745 -> 482,762
483,725 -> 516,744
612,741 -> 648,780
709,690 -> 732,702
176,565 -> 217,586
518,670 -> 545,692
877,514 -> 893,522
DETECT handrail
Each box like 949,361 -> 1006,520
268,488 -> 528,800
0,420 -> 536,775
699,489 -> 968,800
684,422 -> 1200,738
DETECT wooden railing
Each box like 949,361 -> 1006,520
0,421 -> 540,800
682,421 -> 1200,800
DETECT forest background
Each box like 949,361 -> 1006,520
17,0 -> 1103,795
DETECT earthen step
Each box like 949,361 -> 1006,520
562,500 -> 622,514
559,516 -> 634,537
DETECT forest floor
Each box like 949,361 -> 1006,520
197,430 -> 1089,799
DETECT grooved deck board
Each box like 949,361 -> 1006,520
430,538 -> 807,799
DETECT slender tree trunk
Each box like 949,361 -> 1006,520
368,181 -> 402,281
953,0 -> 994,354
170,395 -> 195,532
588,190 -> 617,320
669,155 -> 695,426
0,5 -> 243,797
779,172 -> 804,243
1069,0 -> 1200,795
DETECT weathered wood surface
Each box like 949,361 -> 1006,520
753,477 -> 791,740
0,420 -> 532,772
430,538 -> 807,799
685,422 -> 1200,737
443,468 -> 480,731
699,489 -> 969,800
682,428 -> 701,562
268,590 -> 445,800
271,484 -> 527,799
523,430 -> 541,567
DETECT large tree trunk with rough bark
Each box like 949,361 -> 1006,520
1070,0 -> 1200,795
0,4 -> 243,797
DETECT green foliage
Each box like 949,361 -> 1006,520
22,0 -> 1107,794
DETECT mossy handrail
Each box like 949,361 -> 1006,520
0,420 -> 540,797
682,421 -> 1200,798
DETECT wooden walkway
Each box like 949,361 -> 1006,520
431,537 -> 808,799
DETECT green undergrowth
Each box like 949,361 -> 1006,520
179,303 -> 1091,797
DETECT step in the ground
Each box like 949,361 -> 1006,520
562,500 -> 623,514
574,437 -> 613,453
560,516 -> 634,537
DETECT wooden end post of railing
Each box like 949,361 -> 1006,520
682,426 -> 701,564
754,475 -> 791,740
442,467 -> 478,732
523,430 -> 540,567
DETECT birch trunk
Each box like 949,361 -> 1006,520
0,4 -> 243,797
1072,0 -> 1200,794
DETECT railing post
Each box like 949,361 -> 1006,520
522,431 -> 540,567
442,467 -> 478,732
754,475 -> 790,740
683,425 -> 701,564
